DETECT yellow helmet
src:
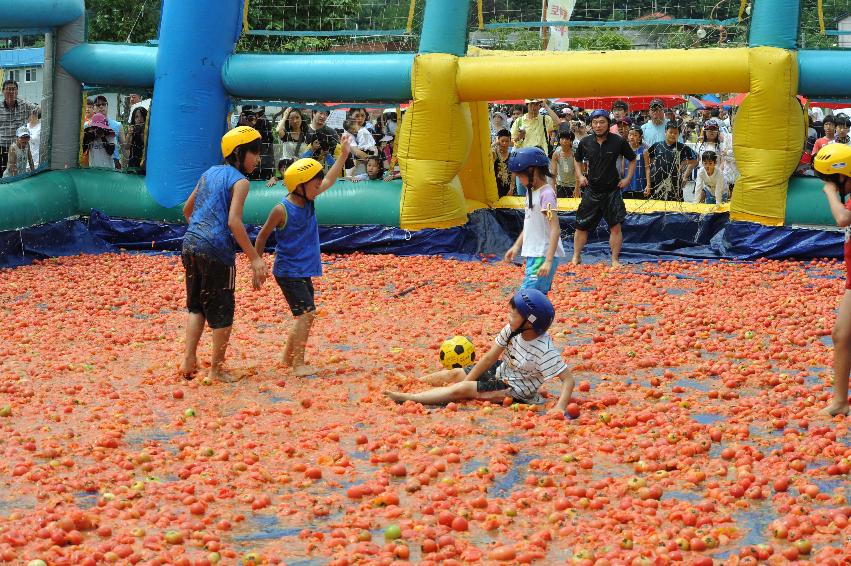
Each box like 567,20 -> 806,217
221,126 -> 261,159
814,143 -> 851,178
284,158 -> 323,192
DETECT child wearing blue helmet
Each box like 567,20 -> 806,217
503,147 -> 566,294
384,289 -> 575,413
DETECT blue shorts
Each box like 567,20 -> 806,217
521,256 -> 559,294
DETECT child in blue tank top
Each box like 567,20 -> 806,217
255,133 -> 352,377
180,127 -> 269,383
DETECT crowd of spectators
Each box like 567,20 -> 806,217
489,97 -> 744,204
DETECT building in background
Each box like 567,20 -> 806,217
0,47 -> 43,102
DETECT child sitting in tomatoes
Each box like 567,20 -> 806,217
384,289 -> 575,416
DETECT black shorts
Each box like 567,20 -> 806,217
182,253 -> 235,329
463,361 -> 510,393
556,184 -> 575,198
276,276 -> 316,316
575,188 -> 626,232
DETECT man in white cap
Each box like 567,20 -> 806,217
511,98 -> 559,152
2,125 -> 34,178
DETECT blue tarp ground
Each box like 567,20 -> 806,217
0,208 -> 844,270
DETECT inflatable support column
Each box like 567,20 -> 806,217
397,54 -> 472,230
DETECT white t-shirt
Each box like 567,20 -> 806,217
696,168 -> 727,204
521,184 -> 566,259
88,139 -> 115,169
27,121 -> 41,168
494,324 -> 568,404
350,127 -> 377,176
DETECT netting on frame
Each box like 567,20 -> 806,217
1,34 -> 50,182
472,0 -> 751,51
240,0 -> 426,53
800,0 -> 851,49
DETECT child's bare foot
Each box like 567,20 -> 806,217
820,402 -> 849,417
384,391 -> 409,404
293,364 -> 318,377
610,260 -> 622,269
212,369 -> 242,383
280,353 -> 293,368
571,255 -> 582,266
180,356 -> 197,380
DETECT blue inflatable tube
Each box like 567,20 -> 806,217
60,43 -> 157,87
223,53 -> 414,102
748,0 -> 800,49
419,0 -> 470,56
145,0 -> 244,209
0,0 -> 83,29
798,50 -> 851,98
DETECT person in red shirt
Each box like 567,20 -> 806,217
812,114 -> 837,158
815,143 -> 851,416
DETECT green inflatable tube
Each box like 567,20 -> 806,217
0,170 -> 402,231
785,176 -> 836,226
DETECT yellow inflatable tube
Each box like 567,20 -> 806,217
457,48 -> 750,101
396,53 -> 472,230
730,47 -> 805,225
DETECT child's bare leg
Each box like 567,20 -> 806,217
418,368 -> 467,386
181,312 -> 205,378
572,229 -> 587,265
210,326 -> 239,383
385,380 -> 480,405
290,311 -> 317,377
825,291 -> 851,416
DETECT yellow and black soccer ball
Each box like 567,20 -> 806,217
439,336 -> 476,369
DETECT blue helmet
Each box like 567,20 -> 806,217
507,147 -> 550,173
511,288 -> 556,335
589,109 -> 611,124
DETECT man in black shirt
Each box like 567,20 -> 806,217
572,109 -> 636,267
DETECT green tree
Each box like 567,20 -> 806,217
571,28 -> 632,50
238,0 -> 362,53
86,0 -> 161,43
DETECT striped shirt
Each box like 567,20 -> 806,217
1,98 -> 37,147
494,324 -> 568,404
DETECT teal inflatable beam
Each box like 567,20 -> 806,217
60,43 -> 157,87
223,53 -> 414,102
748,0 -> 799,48
0,170 -> 402,231
0,0 -> 83,29
419,0 -> 471,55
798,50 -> 851,98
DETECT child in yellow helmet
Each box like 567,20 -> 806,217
254,133 -> 352,377
815,143 -> 851,417
180,126 -> 269,383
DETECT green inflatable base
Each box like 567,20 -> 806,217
785,175 -> 835,226
0,170 -> 401,231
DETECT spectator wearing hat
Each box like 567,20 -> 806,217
511,99 -> 558,153
1,79 -> 38,173
647,121 -> 697,201
692,118 -> 724,184
2,125 -> 34,178
641,99 -> 669,147
92,96 -> 125,169
82,113 -> 116,170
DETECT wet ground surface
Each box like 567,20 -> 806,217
0,253 -> 849,564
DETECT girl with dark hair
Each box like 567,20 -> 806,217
275,107 -> 309,171
127,106 -> 148,172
